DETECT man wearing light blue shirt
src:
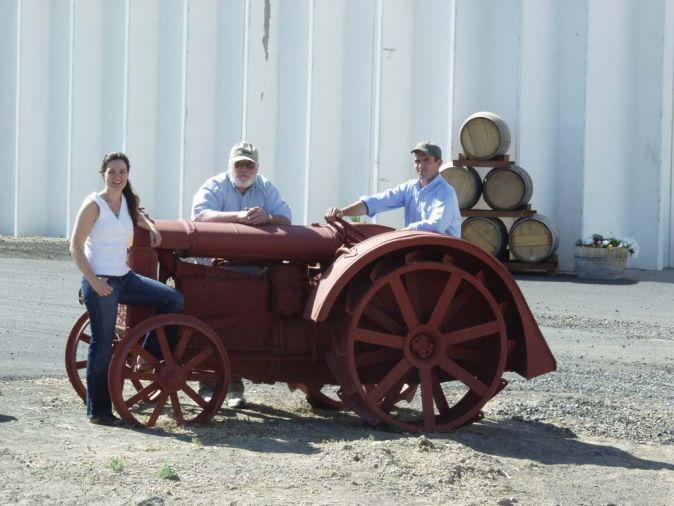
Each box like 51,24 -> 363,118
192,141 -> 292,226
325,141 -> 461,237
191,141 -> 292,409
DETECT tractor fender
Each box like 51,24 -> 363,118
304,230 -> 556,379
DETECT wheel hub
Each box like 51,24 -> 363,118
410,333 -> 435,360
158,364 -> 186,393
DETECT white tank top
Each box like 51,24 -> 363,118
84,192 -> 134,276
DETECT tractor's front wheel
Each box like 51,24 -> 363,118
108,314 -> 229,427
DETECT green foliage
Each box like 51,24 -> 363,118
109,457 -> 123,473
158,462 -> 180,481
576,234 -> 639,257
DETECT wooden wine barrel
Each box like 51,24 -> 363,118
461,217 -> 508,259
509,214 -> 559,262
440,164 -> 482,209
459,112 -> 511,160
482,164 -> 533,211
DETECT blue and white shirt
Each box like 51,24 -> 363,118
191,172 -> 292,222
362,175 -> 461,238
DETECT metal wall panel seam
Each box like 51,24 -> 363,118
370,0 -> 383,200
663,0 -> 674,267
513,0 -> 524,160
302,0 -> 314,225
445,0 -> 456,158
579,0 -> 590,238
241,0 -> 250,139
13,0 -> 22,235
178,0 -> 189,219
66,0 -> 75,236
122,0 -> 130,151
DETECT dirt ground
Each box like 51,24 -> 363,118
0,237 -> 672,505
0,377 -> 672,506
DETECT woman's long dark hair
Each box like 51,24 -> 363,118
99,152 -> 139,227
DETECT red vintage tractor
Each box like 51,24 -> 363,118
65,217 -> 556,432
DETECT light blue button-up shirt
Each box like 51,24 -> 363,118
362,175 -> 461,237
191,172 -> 292,222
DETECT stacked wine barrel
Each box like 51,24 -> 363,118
441,112 -> 559,270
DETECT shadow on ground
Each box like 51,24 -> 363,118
452,418 -> 674,471
118,401 -> 674,472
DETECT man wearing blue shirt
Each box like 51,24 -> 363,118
191,141 -> 292,408
192,141 -> 292,226
325,141 -> 461,237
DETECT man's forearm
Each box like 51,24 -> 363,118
341,200 -> 368,217
193,210 -> 241,223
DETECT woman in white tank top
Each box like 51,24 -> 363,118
69,152 -> 184,426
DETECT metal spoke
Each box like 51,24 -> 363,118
474,270 -> 486,283
388,275 -> 420,330
438,355 -> 489,396
378,377 -> 407,412
123,370 -> 156,381
183,347 -> 214,371
182,383 -> 210,409
398,382 -> 418,403
428,274 -> 462,328
419,367 -> 436,429
442,320 -> 500,346
363,303 -> 406,334
147,392 -> 169,427
133,344 -> 160,368
366,358 -> 412,405
173,326 -> 193,362
355,347 -> 402,368
442,287 -> 473,325
125,382 -> 160,408
431,368 -> 451,417
130,379 -> 147,396
446,345 -> 483,364
187,371 -> 220,383
352,328 -> 404,349
75,360 -> 86,370
80,333 -> 91,344
170,393 -> 184,425
156,327 -> 173,366
403,272 -> 422,324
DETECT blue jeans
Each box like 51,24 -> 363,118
81,270 -> 184,418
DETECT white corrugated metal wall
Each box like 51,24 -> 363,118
1,0 -> 672,271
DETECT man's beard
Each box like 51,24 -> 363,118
229,169 -> 255,189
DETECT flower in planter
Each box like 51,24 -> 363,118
575,234 -> 639,258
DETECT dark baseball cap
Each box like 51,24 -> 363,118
411,141 -> 442,160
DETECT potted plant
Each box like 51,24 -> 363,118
574,234 -> 639,280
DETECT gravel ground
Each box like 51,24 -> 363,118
0,235 -> 71,260
0,236 -> 672,505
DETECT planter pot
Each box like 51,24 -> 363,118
574,246 -> 628,280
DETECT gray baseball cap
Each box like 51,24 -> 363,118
230,141 -> 259,164
411,141 -> 442,160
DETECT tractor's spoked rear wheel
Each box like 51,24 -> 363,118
65,312 -> 128,401
109,314 -> 229,427
342,257 -> 507,432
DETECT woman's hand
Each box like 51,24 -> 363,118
91,276 -> 113,297
149,227 -> 162,247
